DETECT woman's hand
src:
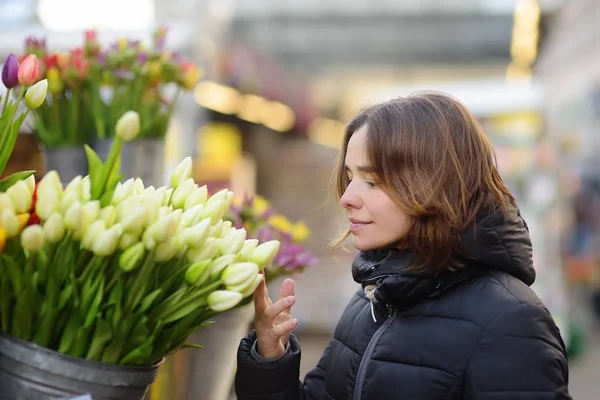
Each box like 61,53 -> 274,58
253,277 -> 298,359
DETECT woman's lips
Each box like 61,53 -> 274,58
349,220 -> 372,232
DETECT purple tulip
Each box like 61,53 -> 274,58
2,54 -> 19,89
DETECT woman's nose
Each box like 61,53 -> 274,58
340,185 -> 361,209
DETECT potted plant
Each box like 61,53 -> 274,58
0,62 -> 278,398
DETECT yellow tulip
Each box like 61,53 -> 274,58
291,221 -> 311,242
269,214 -> 292,233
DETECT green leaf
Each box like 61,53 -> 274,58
58,285 -> 73,310
0,170 -> 35,192
122,315 -> 149,355
58,312 -> 82,354
32,305 -> 59,348
138,288 -> 162,314
119,334 -> 155,365
0,109 -> 28,178
12,285 -> 37,341
86,317 -> 112,361
84,144 -> 105,199
180,342 -> 204,350
83,278 -> 105,328
0,273 -> 12,332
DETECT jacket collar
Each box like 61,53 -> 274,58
351,206 -> 534,310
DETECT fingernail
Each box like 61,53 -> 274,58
286,296 -> 294,305
289,318 -> 298,327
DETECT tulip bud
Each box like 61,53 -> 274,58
178,218 -> 211,248
2,54 -> 19,89
35,190 -> 60,220
78,201 -> 101,237
25,79 -> 48,109
0,193 -> 15,212
208,290 -> 243,312
43,212 -> 65,243
145,185 -> 156,194
220,221 -> 233,236
24,175 -> 36,194
63,202 -> 83,232
47,67 -> 64,93
239,239 -> 259,261
82,220 -> 106,250
187,237 -> 219,262
206,189 -> 228,207
209,254 -> 236,278
37,171 -> 63,198
199,199 -> 225,224
112,179 -> 135,206
222,262 -> 259,287
209,220 -> 224,238
219,228 -> 246,255
115,111 -> 140,142
185,260 -> 211,286
21,225 -> 45,252
240,274 -> 264,298
155,186 -> 169,206
119,242 -> 145,272
155,238 -> 178,262
251,240 -> 281,269
1,209 -> 19,237
100,205 -> 116,226
170,179 -> 195,209
81,176 -> 91,201
184,185 -> 208,210
92,226 -> 119,256
64,176 -> 82,198
133,178 -> 145,194
225,191 -> 234,210
6,181 -> 32,213
119,231 -> 140,250
180,204 -> 204,228
119,207 -> 144,235
59,192 -> 78,215
170,157 -> 192,189
18,54 -> 39,86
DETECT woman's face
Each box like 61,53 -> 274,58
340,125 -> 410,251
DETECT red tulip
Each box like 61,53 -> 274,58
18,54 -> 39,86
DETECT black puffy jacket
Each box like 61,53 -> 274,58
235,208 -> 571,399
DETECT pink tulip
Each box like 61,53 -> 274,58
18,54 -> 39,86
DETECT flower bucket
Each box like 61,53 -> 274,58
120,139 -> 166,187
0,332 -> 161,400
41,146 -> 88,183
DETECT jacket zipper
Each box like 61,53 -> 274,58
352,307 -> 398,400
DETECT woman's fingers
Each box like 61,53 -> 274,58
262,296 -> 295,321
253,278 -> 268,313
270,318 -> 298,338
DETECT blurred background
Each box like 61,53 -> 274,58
1,0 -> 599,398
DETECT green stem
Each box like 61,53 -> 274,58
0,87 -> 25,141
2,88 -> 11,114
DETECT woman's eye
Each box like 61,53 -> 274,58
365,181 -> 376,188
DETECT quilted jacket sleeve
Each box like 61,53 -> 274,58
235,330 -> 328,400
464,302 -> 572,399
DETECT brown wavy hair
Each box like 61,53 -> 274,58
331,91 -> 516,275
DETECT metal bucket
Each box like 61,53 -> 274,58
0,333 -> 161,400
42,146 -> 88,183
120,139 -> 166,188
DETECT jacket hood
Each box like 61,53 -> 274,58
352,206 -> 535,309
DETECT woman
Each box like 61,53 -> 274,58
235,92 -> 571,399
